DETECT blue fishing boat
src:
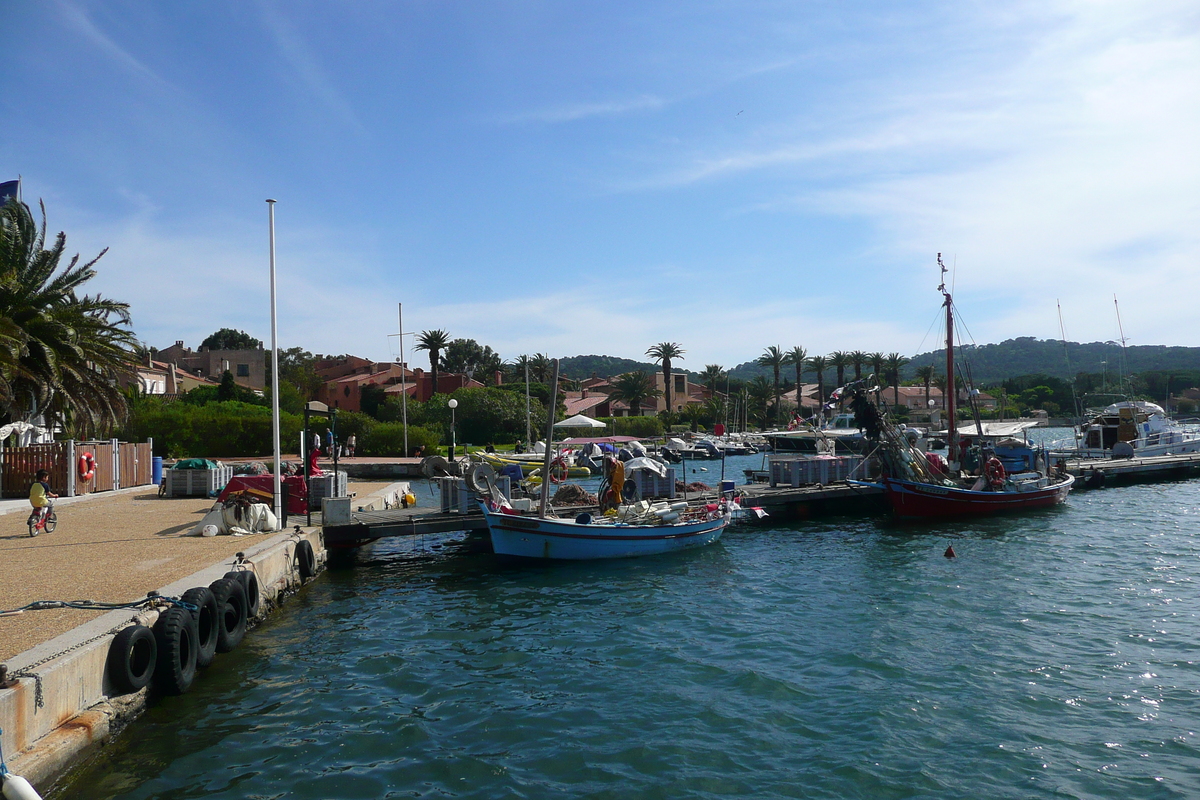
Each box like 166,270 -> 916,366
480,501 -> 728,560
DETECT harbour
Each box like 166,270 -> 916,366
43,476 -> 1200,799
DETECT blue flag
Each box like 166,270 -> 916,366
0,180 -> 18,203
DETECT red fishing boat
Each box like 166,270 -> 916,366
850,255 -> 1075,520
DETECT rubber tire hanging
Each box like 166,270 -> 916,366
153,606 -> 199,695
107,624 -> 157,694
208,578 -> 248,653
224,570 -> 261,618
295,539 -> 316,580
180,587 -> 219,668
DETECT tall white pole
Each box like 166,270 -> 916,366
524,360 -> 531,447
267,199 -> 282,526
399,303 -> 409,457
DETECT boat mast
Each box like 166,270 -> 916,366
939,254 -> 957,465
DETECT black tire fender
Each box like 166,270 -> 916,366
153,606 -> 198,695
208,577 -> 248,653
107,624 -> 157,694
224,570 -> 261,618
180,587 -> 219,668
295,539 -> 316,580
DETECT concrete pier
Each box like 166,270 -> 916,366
0,500 -> 326,796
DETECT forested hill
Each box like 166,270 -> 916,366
558,355 -> 662,379
905,337 -> 1200,384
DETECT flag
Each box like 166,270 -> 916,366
0,179 -> 18,203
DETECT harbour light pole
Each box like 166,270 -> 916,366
448,398 -> 458,461
267,199 -> 282,527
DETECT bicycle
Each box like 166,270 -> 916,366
28,502 -> 57,537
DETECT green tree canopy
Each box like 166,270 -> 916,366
442,338 -> 504,382
200,328 -> 262,351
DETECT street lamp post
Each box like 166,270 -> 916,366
448,398 -> 458,461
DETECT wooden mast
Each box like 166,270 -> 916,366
939,254 -> 957,466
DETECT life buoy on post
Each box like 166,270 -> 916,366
548,457 -> 568,484
79,451 -> 96,482
985,457 -> 1006,489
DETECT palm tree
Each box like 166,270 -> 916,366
414,329 -> 451,396
849,350 -> 868,381
915,365 -> 936,410
868,352 -> 885,383
806,354 -> 828,409
783,346 -> 806,414
700,363 -> 725,397
1,198 -> 136,434
646,342 -> 685,416
507,354 -> 531,384
746,375 -> 775,430
529,353 -> 552,384
885,352 -> 910,407
606,371 -> 661,417
932,375 -> 948,410
756,345 -> 785,427
829,351 -> 851,389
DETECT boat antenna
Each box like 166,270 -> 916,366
1114,294 -> 1130,394
1057,300 -> 1083,420
537,358 -> 560,519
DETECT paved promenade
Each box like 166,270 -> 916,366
0,480 -> 389,663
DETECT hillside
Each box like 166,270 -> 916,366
557,355 -> 662,380
905,337 -> 1200,384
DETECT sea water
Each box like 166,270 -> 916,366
57,453 -> 1200,799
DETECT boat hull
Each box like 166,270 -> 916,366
482,508 -> 727,559
881,475 -> 1074,520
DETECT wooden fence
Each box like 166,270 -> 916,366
0,442 -> 71,498
0,439 -> 155,498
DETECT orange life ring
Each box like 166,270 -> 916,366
548,457 -> 568,484
985,457 -> 1006,488
79,451 -> 96,482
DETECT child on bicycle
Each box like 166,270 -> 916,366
30,469 -> 57,521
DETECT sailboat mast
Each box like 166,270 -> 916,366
939,254 -> 957,464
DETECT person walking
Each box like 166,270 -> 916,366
347,434 -> 357,457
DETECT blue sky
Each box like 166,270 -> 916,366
4,1 -> 1198,370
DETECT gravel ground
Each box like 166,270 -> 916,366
0,481 -> 392,663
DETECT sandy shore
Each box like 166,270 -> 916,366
0,481 -> 392,663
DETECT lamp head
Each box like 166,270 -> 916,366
448,399 -> 458,409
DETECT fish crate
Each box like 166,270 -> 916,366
769,455 -> 863,488
439,476 -> 511,514
307,470 -> 349,511
633,467 -> 676,500
162,465 -> 233,497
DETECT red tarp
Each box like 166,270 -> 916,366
218,475 -> 309,514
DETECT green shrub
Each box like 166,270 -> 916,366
118,399 -> 302,458
359,423 -> 441,457
596,416 -> 664,438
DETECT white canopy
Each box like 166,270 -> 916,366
554,414 -> 606,429
622,456 -> 668,477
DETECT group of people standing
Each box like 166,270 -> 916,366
310,431 -> 356,459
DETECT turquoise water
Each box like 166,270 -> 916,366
58,457 -> 1200,799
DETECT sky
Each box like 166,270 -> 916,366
3,1 -> 1198,371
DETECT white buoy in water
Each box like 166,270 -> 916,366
2,773 -> 45,800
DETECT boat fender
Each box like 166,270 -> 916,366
152,606 -> 199,695
669,502 -> 688,512
106,624 -> 157,694
208,578 -> 248,653
655,511 -> 680,523
224,570 -> 261,618
1086,468 -> 1106,489
180,587 -> 220,668
295,539 -> 316,580
1,773 -> 44,800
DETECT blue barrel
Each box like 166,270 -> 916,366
720,480 -> 736,494
152,456 -> 164,485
